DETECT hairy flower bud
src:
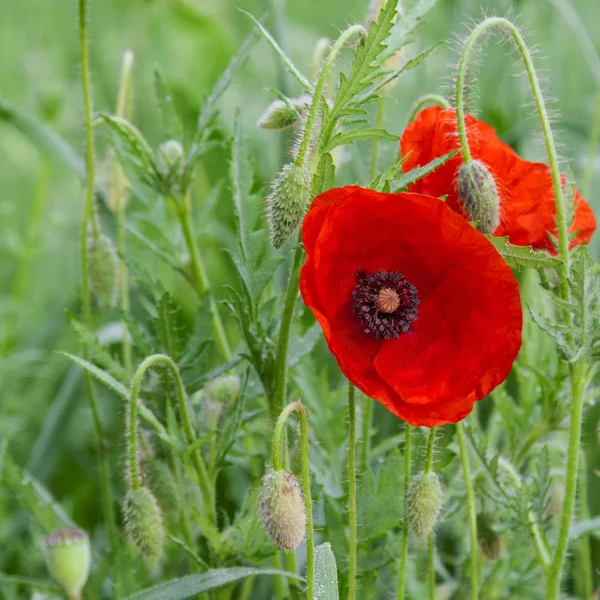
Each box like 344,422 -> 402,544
477,512 -> 506,561
122,487 -> 165,564
259,469 -> 306,551
257,96 -> 310,131
457,160 -> 501,234
146,460 -> 179,518
45,528 -> 91,600
266,163 -> 311,249
88,233 -> 119,308
406,470 -> 443,537
157,139 -> 184,175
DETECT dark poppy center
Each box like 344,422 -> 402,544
351,269 -> 419,339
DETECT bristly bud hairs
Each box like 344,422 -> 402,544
259,468 -> 307,551
87,233 -> 119,308
122,486 -> 165,565
406,470 -> 443,537
266,162 -> 311,248
257,96 -> 311,131
45,528 -> 91,600
457,160 -> 500,234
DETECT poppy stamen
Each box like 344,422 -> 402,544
351,269 -> 420,339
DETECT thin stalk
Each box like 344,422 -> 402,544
111,50 -> 135,378
574,451 -> 593,600
361,396 -> 373,471
456,422 -> 478,600
396,424 -> 412,599
428,532 -> 435,600
424,428 -> 436,473
271,402 -> 315,599
284,551 -> 300,600
77,1 -> 118,593
176,192 -> 232,362
369,96 -> 386,180
127,354 -> 216,525
407,94 -> 451,124
347,383 -> 357,600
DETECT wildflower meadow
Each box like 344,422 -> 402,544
1,0 -> 599,598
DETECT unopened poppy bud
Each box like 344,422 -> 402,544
477,512 -> 506,561
157,139 -> 184,174
259,469 -> 306,551
146,461 -> 179,517
88,233 -> 119,308
457,160 -> 501,234
122,486 -> 165,564
257,96 -> 310,131
266,162 -> 311,249
45,528 -> 91,600
406,470 -> 443,537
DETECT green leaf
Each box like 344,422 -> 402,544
153,68 -> 183,141
124,568 -> 302,600
230,110 -> 250,262
152,292 -> 187,363
311,153 -> 336,196
323,127 -> 398,153
0,100 -> 84,178
391,150 -> 458,191
314,543 -> 339,600
487,236 -> 563,270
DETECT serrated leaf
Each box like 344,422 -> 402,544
385,0 -> 439,56
323,127 -> 398,153
487,236 -> 563,270
153,68 -> 183,141
391,150 -> 458,191
314,543 -> 339,600
311,153 -> 336,196
230,110 -> 250,262
124,568 -> 303,600
152,292 -> 187,362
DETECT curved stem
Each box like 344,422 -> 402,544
347,383 -> 357,600
127,354 -> 215,524
424,427 -> 436,473
176,192 -> 232,362
295,24 -> 366,167
271,402 -> 315,599
407,94 -> 451,124
456,422 -> 478,600
396,424 -> 412,599
428,532 -> 435,600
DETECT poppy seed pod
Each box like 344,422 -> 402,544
157,139 -> 184,175
122,486 -> 165,564
45,528 -> 91,600
406,470 -> 443,537
88,233 -> 119,308
457,160 -> 500,234
477,512 -> 506,561
259,469 -> 306,551
266,162 -> 311,249
257,96 -> 310,131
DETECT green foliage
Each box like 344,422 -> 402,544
314,543 -> 339,600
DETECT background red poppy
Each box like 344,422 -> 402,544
300,186 -> 523,427
401,106 -> 596,252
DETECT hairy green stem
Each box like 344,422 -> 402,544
77,1 -> 118,592
407,94 -> 451,124
428,532 -> 435,600
361,395 -> 373,471
127,354 -> 216,525
396,424 -> 412,599
176,192 -> 232,362
271,402 -> 315,599
347,383 -> 357,600
456,422 -> 478,600
424,427 -> 436,473
574,450 -> 593,600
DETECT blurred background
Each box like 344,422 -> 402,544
0,0 -> 599,591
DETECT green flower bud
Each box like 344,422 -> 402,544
146,460 -> 179,518
266,162 -> 311,249
45,528 -> 91,600
259,469 -> 306,552
406,470 -> 443,537
122,486 -> 165,564
257,96 -> 310,131
157,140 -> 184,175
87,233 -> 119,308
457,160 -> 501,234
477,512 -> 506,561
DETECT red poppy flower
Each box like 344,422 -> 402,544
300,187 -> 523,427
400,106 -> 596,252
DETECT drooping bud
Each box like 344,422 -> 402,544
266,162 -> 311,249
87,233 -> 119,308
122,486 -> 165,564
457,160 -> 501,234
45,528 -> 91,600
406,470 -> 443,537
146,460 -> 179,518
257,96 -> 310,131
476,512 -> 506,561
157,140 -> 184,175
259,469 -> 306,551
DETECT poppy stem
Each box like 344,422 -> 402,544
271,401 -> 315,600
428,531 -> 436,600
407,94 -> 451,125
455,422 -> 478,600
347,383 -> 358,600
424,427 -> 436,473
396,423 -> 412,599
369,96 -> 387,181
